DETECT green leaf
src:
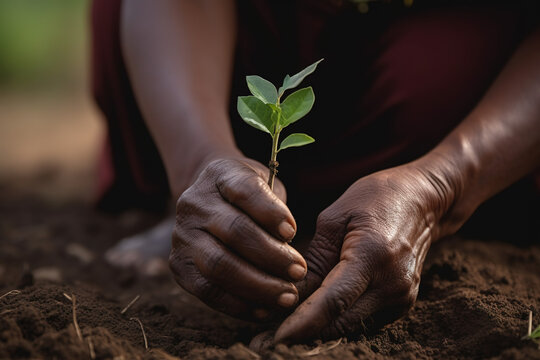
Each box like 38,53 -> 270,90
278,58 -> 323,97
278,133 -> 315,152
237,96 -> 273,134
531,325 -> 540,339
280,87 -> 315,127
267,103 -> 280,112
246,75 -> 278,104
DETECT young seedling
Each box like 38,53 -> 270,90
528,326 -> 540,346
523,311 -> 540,349
237,59 -> 323,190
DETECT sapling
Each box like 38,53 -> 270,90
237,59 -> 323,190
523,311 -> 540,349
527,326 -> 540,346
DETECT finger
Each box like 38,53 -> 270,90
241,159 -> 287,203
170,246 -> 279,322
319,290 -> 380,340
215,164 -> 296,242
169,247 -> 252,319
319,287 -> 413,340
186,229 -> 300,309
206,202 -> 307,281
274,258 -> 371,343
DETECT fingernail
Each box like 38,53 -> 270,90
253,308 -> 269,319
278,222 -> 295,241
288,263 -> 306,281
277,292 -> 297,308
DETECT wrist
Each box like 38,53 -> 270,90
152,108 -> 244,199
411,136 -> 481,238
168,143 -> 244,199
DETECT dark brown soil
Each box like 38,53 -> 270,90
1,182 -> 539,360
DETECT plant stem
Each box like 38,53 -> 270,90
268,131 -> 280,191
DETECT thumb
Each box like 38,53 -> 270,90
272,178 -> 287,203
242,158 -> 288,202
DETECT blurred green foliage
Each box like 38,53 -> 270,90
0,0 -> 88,91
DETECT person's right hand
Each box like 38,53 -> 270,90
169,158 -> 307,321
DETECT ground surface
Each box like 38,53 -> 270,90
1,179 -> 539,360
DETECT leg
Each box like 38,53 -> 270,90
91,0 -> 171,274
91,0 -> 169,212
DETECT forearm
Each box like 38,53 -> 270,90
121,0 -> 242,198
418,26 -> 540,235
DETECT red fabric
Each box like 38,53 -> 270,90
90,0 -> 537,219
91,0 -> 169,211
229,1 -> 537,227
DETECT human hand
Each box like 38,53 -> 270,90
169,158 -> 307,320
275,162 -> 461,342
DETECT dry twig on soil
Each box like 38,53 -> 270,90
130,317 -> 149,350
0,289 -> 21,300
242,346 -> 261,359
529,310 -> 533,336
88,336 -> 96,359
121,294 -> 140,315
523,310 -> 540,350
300,338 -> 343,357
64,292 -> 82,342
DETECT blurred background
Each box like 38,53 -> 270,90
0,0 -> 102,202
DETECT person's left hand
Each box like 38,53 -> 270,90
274,162 -> 462,342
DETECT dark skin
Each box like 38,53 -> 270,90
121,0 -> 540,342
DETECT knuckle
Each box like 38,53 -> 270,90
203,159 -> 229,178
175,191 -> 188,213
220,175 -> 263,205
202,250 -> 230,280
210,211 -> 262,249
227,214 -> 251,237
171,221 -> 193,250
193,276 -> 222,301
171,224 -> 183,248
176,187 -> 198,216
202,159 -> 237,196
168,248 -> 194,280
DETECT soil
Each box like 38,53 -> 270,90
1,181 -> 539,360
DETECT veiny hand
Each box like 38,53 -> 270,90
169,158 -> 307,321
275,161 -> 461,342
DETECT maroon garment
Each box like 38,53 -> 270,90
92,0 -> 169,211
91,0 -> 539,238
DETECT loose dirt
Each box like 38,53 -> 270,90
1,182 -> 539,359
